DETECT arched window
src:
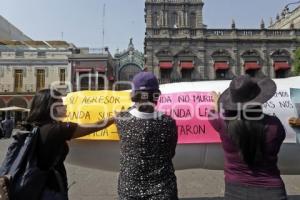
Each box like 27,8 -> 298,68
271,49 -> 291,78
241,50 -> 263,78
190,12 -> 196,28
171,12 -> 178,28
118,64 -> 142,90
212,50 -> 232,80
274,61 -> 290,78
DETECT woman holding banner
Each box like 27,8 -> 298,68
209,75 -> 287,200
26,89 -> 114,200
115,72 -> 178,200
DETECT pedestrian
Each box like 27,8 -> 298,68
115,72 -> 178,200
1,114 -> 14,138
25,88 -> 114,199
0,118 -> 3,139
209,75 -> 287,200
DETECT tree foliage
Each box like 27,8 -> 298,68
293,48 -> 300,75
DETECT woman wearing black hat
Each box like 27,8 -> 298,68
209,75 -> 287,200
115,72 -> 178,200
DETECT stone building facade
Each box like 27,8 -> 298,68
144,0 -> 300,83
68,47 -> 115,91
0,40 -> 73,122
270,3 -> 300,29
114,38 -> 144,89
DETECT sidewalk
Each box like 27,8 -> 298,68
0,129 -> 21,139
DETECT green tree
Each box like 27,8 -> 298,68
293,48 -> 300,75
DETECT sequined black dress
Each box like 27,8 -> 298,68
115,108 -> 178,200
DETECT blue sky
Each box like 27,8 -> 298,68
0,0 -> 295,54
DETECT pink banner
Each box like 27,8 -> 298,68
156,92 -> 221,144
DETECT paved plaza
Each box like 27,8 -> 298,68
0,135 -> 299,200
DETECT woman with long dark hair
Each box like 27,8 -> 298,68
210,75 -> 287,200
26,89 -> 114,199
115,72 -> 178,200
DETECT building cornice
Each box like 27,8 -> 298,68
145,0 -> 203,5
0,60 -> 69,65
145,28 -> 300,42
0,93 -> 35,96
68,55 -> 109,60
270,5 -> 300,29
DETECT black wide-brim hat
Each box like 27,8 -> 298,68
218,75 -> 277,111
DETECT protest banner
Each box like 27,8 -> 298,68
156,92 -> 220,143
263,89 -> 299,143
65,90 -> 132,140
64,85 -> 300,143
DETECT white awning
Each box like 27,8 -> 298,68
0,106 -> 30,112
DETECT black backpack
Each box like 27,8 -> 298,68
0,127 -> 50,200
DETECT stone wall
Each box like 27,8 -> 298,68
145,0 -> 300,81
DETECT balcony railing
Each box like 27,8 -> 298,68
146,28 -> 299,40
146,0 -> 202,3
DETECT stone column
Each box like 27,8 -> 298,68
145,4 -> 152,28
152,53 -> 160,79
95,72 -> 99,90
197,46 -> 206,80
145,45 -> 154,73
185,11 -> 188,27
270,61 -> 275,78
196,4 -> 204,28
164,11 -> 168,27
172,56 -> 181,81
234,46 -> 241,76
208,58 -> 215,80
88,73 -> 91,90
76,72 -> 80,91
158,10 -> 164,27
263,47 -> 271,77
